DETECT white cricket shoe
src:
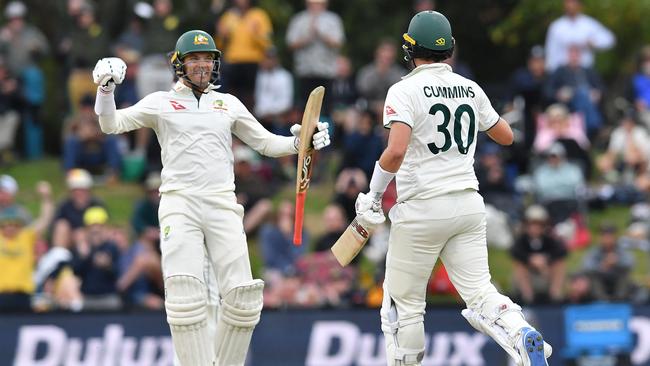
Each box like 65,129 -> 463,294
515,327 -> 551,366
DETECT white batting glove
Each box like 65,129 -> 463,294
290,121 -> 331,150
355,192 -> 386,230
92,57 -> 127,93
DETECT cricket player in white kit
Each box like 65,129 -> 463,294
91,30 -> 330,365
354,11 -> 552,366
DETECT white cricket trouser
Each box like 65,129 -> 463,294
382,189 -> 504,327
159,191 -> 253,299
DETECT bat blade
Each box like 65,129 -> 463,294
293,86 -> 325,245
331,217 -> 372,266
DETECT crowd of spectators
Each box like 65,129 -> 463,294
3,0 -> 650,313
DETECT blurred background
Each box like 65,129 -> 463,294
2,0 -> 650,365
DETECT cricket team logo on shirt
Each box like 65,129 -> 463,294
169,100 -> 186,110
213,99 -> 228,111
163,225 -> 171,241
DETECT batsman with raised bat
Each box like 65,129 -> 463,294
92,30 -> 330,365
351,11 -> 552,366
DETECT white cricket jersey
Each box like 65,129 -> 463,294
99,81 -> 296,193
382,63 -> 500,202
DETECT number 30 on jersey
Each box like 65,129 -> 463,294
428,103 -> 475,155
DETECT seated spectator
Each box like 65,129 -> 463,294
599,111 -> 650,197
330,55 -> 358,127
333,168 -> 368,223
71,206 -> 121,311
259,200 -> 307,280
340,109 -> 384,180
356,39 -> 405,117
533,104 -> 590,175
631,45 -> 650,129
582,223 -> 640,303
476,143 -> 519,219
510,205 -> 567,304
0,58 -> 21,164
532,143 -> 584,224
131,172 -> 161,236
566,271 -> 596,304
51,169 -> 105,248
0,174 -> 30,221
544,45 -> 605,137
313,203 -> 348,253
63,109 -> 122,181
0,181 -> 53,312
233,144 -> 274,234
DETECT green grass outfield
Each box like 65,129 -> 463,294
6,158 -> 649,299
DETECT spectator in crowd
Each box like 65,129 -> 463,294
340,109 -> 384,181
216,0 -> 273,109
544,0 -> 615,72
510,205 -> 567,304
287,0 -> 345,114
333,168 -> 367,223
0,1 -> 49,77
62,106 -> 122,180
582,224 -> 640,302
598,111 -> 650,188
476,143 -> 519,219
0,181 -> 53,312
0,174 -> 30,221
137,0 -> 178,97
63,2 -> 109,112
0,58 -> 21,164
254,48 -> 293,128
131,171 -> 161,238
233,144 -> 274,234
72,206 -> 121,310
51,169 -> 105,248
259,200 -> 307,279
331,55 -> 358,112
313,203 -> 348,253
533,103 -> 591,176
631,46 -> 650,129
532,143 -> 585,224
545,45 -> 605,137
356,39 -> 406,117
565,271 -> 596,304
509,45 -> 548,150
116,3 -> 149,54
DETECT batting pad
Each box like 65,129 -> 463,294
215,279 -> 264,366
165,275 -> 214,365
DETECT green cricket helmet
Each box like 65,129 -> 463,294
170,30 -> 222,86
402,11 -> 455,62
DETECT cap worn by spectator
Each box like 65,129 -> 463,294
66,169 -> 93,190
83,206 -> 108,226
0,205 -> 27,225
525,205 -> 549,222
5,1 -> 26,19
0,174 -> 18,195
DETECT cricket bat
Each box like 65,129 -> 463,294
293,86 -> 325,246
331,217 -> 374,266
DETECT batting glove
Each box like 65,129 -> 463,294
92,57 -> 127,94
355,192 -> 383,216
290,121 -> 331,150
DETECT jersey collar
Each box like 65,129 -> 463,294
402,63 -> 453,79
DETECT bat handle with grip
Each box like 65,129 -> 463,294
293,191 -> 306,245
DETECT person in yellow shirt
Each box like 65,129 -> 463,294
0,181 -> 53,312
216,0 -> 272,109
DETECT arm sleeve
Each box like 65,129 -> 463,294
231,97 -> 297,157
476,85 -> 501,131
588,18 -> 615,50
383,84 -> 414,128
96,92 -> 159,134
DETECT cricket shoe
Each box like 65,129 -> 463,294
515,327 -> 551,366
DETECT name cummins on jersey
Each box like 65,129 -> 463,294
383,63 -> 499,202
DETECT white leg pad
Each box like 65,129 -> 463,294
381,304 -> 425,365
165,275 -> 214,366
215,279 -> 264,366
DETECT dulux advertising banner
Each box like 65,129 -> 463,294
3,306 -> 650,366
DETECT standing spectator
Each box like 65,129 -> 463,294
510,205 -> 567,304
0,181 -> 53,312
72,206 -> 122,310
544,0 -> 615,71
0,1 -> 49,77
631,46 -> 650,129
254,48 -> 293,127
286,0 -> 345,114
216,0 -> 272,109
356,40 -> 406,117
510,45 -> 548,150
51,169 -> 104,249
582,224 -> 639,302
0,174 -> 29,221
0,58 -> 21,163
545,45 -> 605,136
